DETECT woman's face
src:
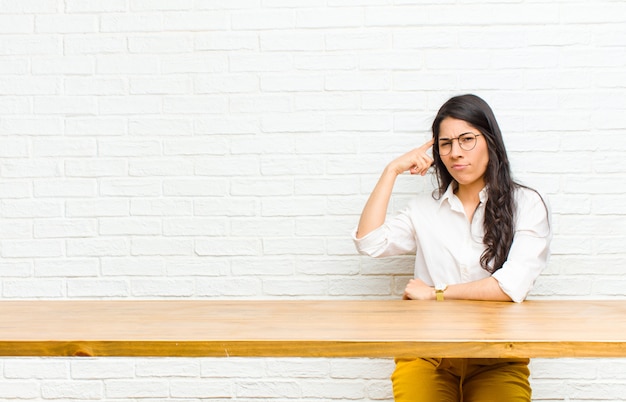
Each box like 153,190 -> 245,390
437,117 -> 490,192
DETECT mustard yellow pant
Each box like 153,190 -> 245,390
392,358 -> 531,402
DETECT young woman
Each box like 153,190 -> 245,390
353,94 -> 551,401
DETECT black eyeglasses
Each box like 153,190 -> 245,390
438,133 -> 482,156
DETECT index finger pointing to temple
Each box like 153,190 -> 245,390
421,138 -> 435,150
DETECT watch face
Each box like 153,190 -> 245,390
435,284 -> 447,291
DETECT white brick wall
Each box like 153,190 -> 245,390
0,0 -> 625,400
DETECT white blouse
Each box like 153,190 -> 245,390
353,185 -> 552,303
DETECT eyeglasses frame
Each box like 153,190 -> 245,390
437,132 -> 482,156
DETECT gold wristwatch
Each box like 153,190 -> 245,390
435,284 -> 448,301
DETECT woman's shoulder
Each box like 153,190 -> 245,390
408,189 -> 440,206
513,184 -> 550,215
399,190 -> 442,217
514,184 -> 546,203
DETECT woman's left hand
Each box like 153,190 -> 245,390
402,278 -> 435,300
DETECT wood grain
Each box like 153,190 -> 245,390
1,300 -> 625,358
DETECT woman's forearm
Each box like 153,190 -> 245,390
445,277 -> 512,302
356,167 -> 397,238
404,277 -> 513,302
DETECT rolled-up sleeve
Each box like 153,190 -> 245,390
352,207 -> 417,258
492,189 -> 552,303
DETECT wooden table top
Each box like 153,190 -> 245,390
1,299 -> 625,358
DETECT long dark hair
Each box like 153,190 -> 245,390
431,94 -> 517,273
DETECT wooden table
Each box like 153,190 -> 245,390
1,299 -> 625,358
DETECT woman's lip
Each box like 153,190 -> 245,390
452,164 -> 469,170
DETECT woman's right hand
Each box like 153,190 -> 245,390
387,138 -> 435,176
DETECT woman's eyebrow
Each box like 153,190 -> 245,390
438,131 -> 474,141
